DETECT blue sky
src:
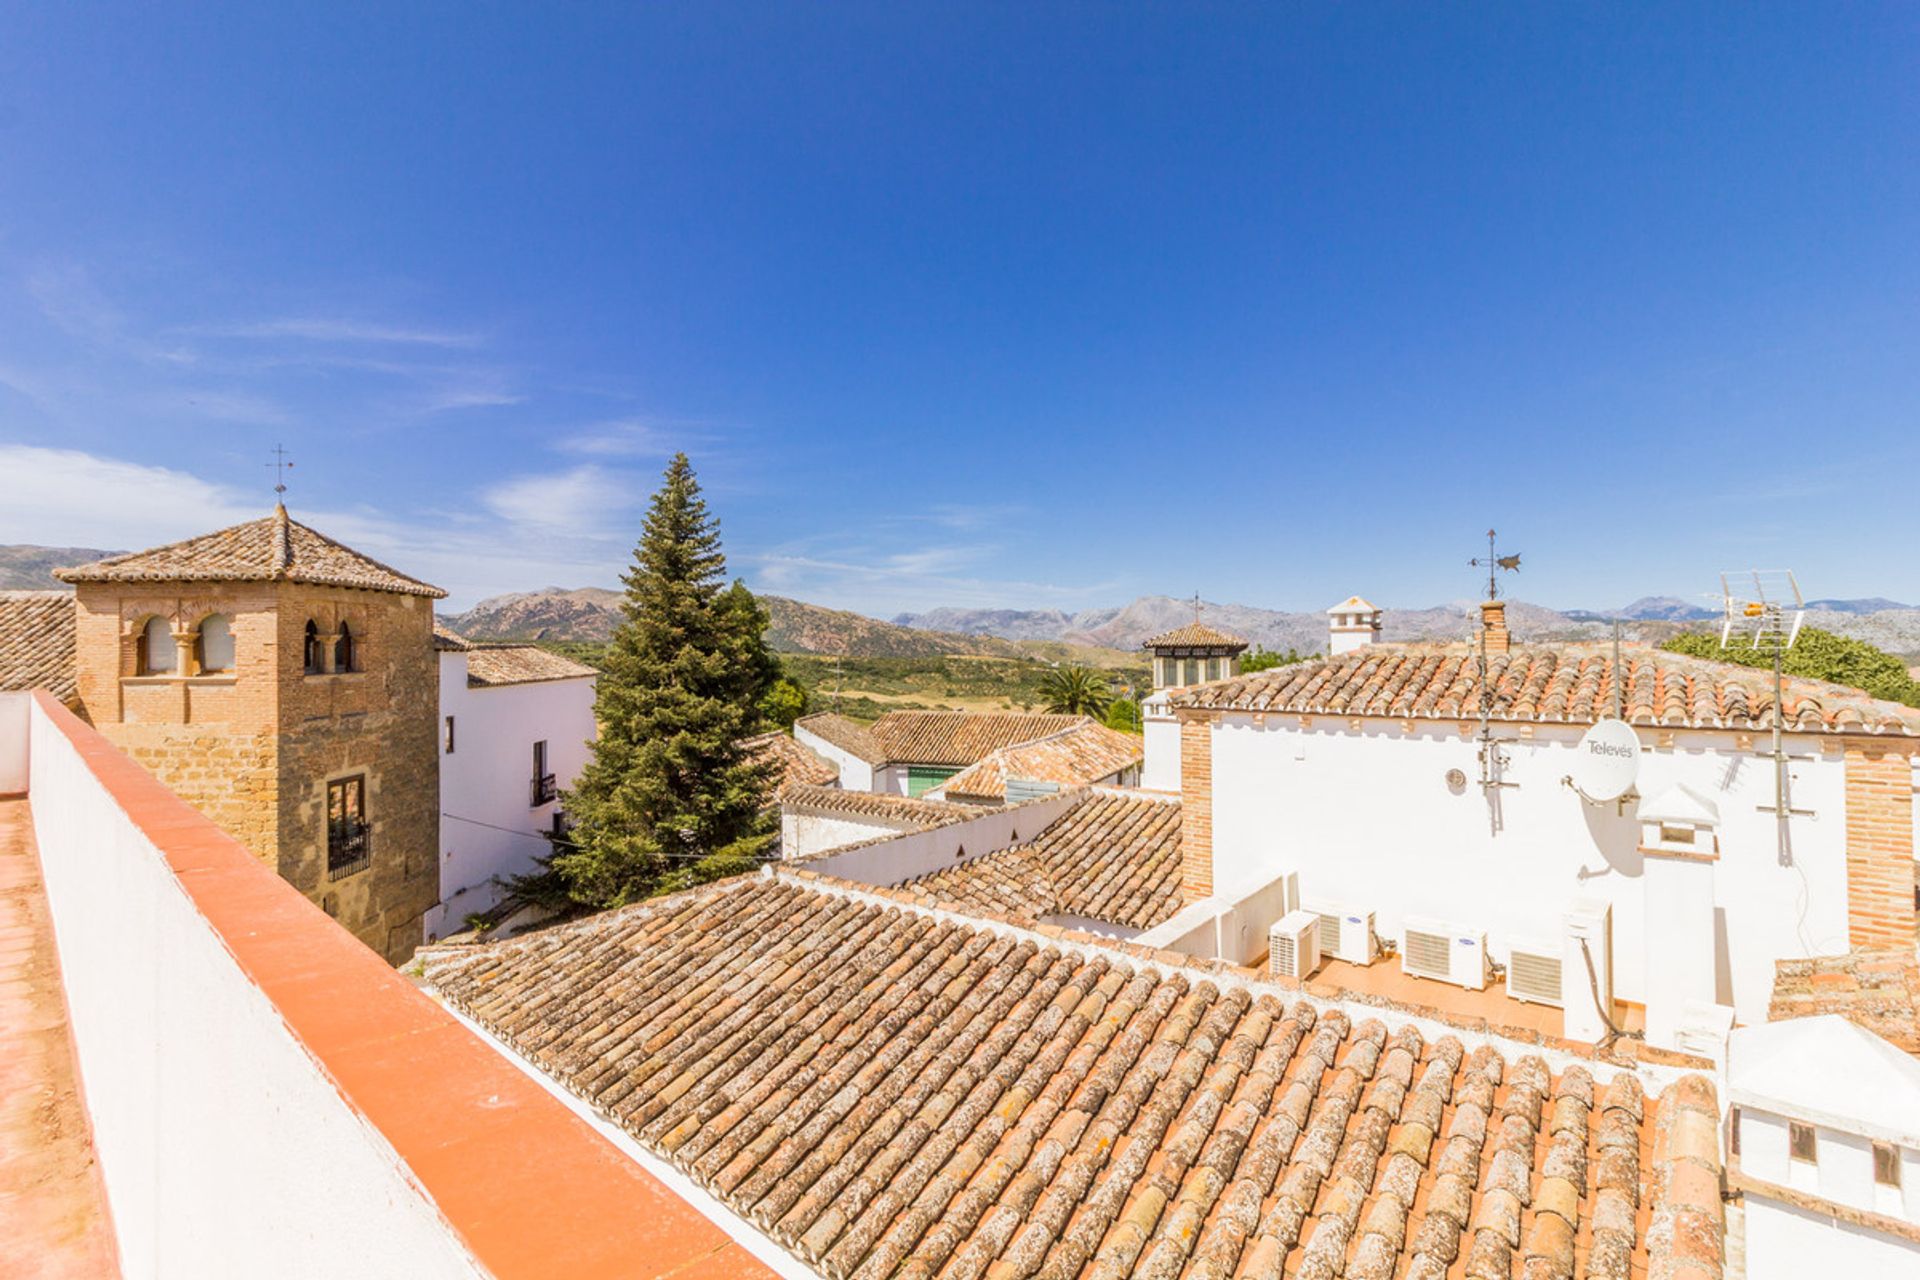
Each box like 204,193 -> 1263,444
1,5 -> 1914,613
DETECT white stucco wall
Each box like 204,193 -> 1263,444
432,653 -> 596,939
782,810 -> 916,860
1192,714 -> 1851,1022
793,722 -> 875,791
0,690 -> 28,793
799,791 -> 1084,886
1141,695 -> 1180,792
26,699 -> 487,1280
1744,1196 -> 1920,1280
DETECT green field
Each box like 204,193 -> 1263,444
780,653 -> 1151,721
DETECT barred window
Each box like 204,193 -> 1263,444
327,775 -> 370,878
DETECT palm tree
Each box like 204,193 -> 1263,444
1040,664 -> 1113,717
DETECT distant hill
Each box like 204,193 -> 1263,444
0,544 -> 120,590
445,585 -> 1034,658
1565,596 -> 1717,623
1807,597 -> 1914,614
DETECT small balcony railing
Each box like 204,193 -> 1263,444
326,825 -> 371,880
530,773 -> 558,807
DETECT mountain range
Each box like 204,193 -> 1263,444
8,542 -> 1918,660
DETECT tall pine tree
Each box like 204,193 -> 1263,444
552,454 -> 778,906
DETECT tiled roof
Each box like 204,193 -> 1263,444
54,506 -> 446,598
1144,621 -> 1249,651
424,875 -> 1724,1280
433,623 -> 472,651
1172,643 -> 1920,736
778,781 -> 989,830
1769,949 -> 1920,1058
871,711 -> 1091,767
0,592 -> 77,705
901,791 -> 1182,930
463,644 -> 598,687
743,732 -> 840,792
796,713 -> 886,763
938,722 -> 1144,802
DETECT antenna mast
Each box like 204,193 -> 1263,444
265,444 -> 294,499
1719,570 -> 1808,865
1469,530 -> 1522,829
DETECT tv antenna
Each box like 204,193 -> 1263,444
1720,570 -> 1809,865
265,444 -> 294,498
1470,530 -> 1521,830
1469,529 -> 1522,602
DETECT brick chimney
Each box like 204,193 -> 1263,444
1480,599 -> 1510,654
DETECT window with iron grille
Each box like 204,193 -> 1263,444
327,775 -> 370,879
531,740 -> 556,806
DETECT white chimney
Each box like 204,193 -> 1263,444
1326,596 -> 1383,655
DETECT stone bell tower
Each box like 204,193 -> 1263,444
57,505 -> 444,963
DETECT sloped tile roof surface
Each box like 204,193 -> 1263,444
0,592 -> 77,705
1143,621 -> 1250,651
939,722 -> 1143,802
425,876 -> 1723,1280
797,713 -> 886,763
744,732 -> 841,791
1769,949 -> 1920,1058
778,781 -> 990,830
1173,643 -> 1920,736
869,711 -> 1091,767
463,644 -> 597,687
901,791 -> 1182,930
54,506 -> 445,598
432,623 -> 472,651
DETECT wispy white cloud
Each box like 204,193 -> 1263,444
749,546 -> 1116,615
557,418 -> 681,457
183,317 -> 483,347
0,445 -> 257,548
481,464 -> 646,535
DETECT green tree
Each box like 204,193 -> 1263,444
544,454 -> 779,907
1040,664 -> 1113,717
1662,628 -> 1920,708
761,676 -> 809,729
1103,697 -> 1142,733
1240,646 -> 1307,674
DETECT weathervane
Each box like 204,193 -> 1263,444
1469,528 -> 1522,601
1190,592 -> 1204,625
265,444 -> 295,498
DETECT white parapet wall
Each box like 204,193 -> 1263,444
27,698 -> 491,1280
797,790 -> 1085,886
0,690 -> 28,793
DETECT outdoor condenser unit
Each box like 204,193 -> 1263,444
1401,916 -> 1488,990
1268,910 -> 1322,981
1310,903 -> 1378,966
1505,938 -> 1565,1007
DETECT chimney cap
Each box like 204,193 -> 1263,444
1326,595 -> 1381,616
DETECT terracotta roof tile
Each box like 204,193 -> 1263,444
1769,949 -> 1920,1057
433,623 -> 472,651
1173,642 -> 1920,736
462,644 -> 597,687
54,506 -> 445,598
868,710 -> 1092,767
795,712 -> 885,762
0,592 -> 77,705
938,722 -> 1142,802
742,732 -> 840,791
424,876 -> 1722,1280
778,781 -> 992,830
1143,621 -> 1249,651
900,791 -> 1182,929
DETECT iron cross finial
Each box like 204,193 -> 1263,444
265,444 -> 294,498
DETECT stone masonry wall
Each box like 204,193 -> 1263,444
1842,739 -> 1916,950
1179,713 -> 1213,903
275,585 -> 439,963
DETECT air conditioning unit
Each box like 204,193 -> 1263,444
1506,938 -> 1564,1006
1309,903 -> 1378,966
1402,916 -> 1488,990
1268,910 -> 1321,981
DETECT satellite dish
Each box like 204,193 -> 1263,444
1569,719 -> 1641,802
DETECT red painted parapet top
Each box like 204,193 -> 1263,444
30,691 -> 777,1280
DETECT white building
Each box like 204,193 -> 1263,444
1729,1016 -> 1920,1279
427,630 -> 597,939
1152,597 -> 1920,1048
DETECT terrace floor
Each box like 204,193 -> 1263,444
0,797 -> 119,1278
1258,948 -> 1648,1041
